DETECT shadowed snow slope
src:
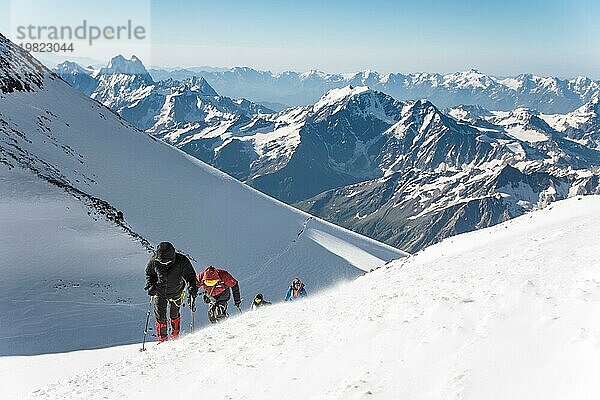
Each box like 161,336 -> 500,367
0,165 -> 150,356
5,195 -> 600,399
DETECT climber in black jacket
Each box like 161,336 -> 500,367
145,242 -> 197,342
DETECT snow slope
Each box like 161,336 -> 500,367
6,195 -> 600,400
0,165 -> 149,356
0,34 -> 404,355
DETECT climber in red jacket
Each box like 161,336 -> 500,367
197,266 -> 242,323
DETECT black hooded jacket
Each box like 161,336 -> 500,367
145,253 -> 197,299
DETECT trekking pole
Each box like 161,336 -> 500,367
140,296 -> 154,352
190,296 -> 196,333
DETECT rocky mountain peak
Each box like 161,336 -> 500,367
97,54 -> 150,77
181,76 -> 218,96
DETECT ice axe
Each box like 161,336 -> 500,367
140,295 -> 154,352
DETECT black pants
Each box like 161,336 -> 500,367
154,296 -> 181,324
208,300 -> 228,323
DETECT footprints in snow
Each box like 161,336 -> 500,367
47,279 -> 133,304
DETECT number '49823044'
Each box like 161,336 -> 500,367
19,42 -> 74,52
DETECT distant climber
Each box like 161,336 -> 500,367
284,278 -> 307,301
251,293 -> 272,310
144,242 -> 198,343
197,266 -> 242,323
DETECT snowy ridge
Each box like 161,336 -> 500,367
6,195 -> 600,399
448,99 -> 600,156
0,164 -> 151,356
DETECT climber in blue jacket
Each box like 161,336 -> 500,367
284,277 -> 307,301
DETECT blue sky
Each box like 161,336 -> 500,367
0,0 -> 598,77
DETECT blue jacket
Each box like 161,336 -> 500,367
284,285 -> 307,301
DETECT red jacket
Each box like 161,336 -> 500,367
197,266 -> 239,298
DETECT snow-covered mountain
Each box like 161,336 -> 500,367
56,67 -> 408,201
141,66 -> 600,113
176,86 -> 521,204
540,95 -> 600,150
97,54 -> 150,77
448,98 -> 600,154
299,163 -> 599,252
55,56 -> 273,133
51,61 -> 97,95
0,34 -> 404,355
167,85 -> 600,251
5,195 -> 600,400
294,95 -> 600,252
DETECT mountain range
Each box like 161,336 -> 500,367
53,55 -> 600,252
138,65 -> 599,114
296,95 -> 600,251
57,58 -> 600,114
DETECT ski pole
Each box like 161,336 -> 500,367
190,295 -> 196,333
140,295 -> 154,352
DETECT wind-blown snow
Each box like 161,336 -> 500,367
5,195 -> 600,400
304,228 -> 388,269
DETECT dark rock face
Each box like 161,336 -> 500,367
0,34 -> 45,93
